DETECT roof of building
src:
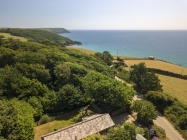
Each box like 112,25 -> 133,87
41,113 -> 115,140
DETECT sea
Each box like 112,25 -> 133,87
60,30 -> 187,68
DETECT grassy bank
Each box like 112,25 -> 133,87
0,32 -> 28,41
66,46 -> 96,55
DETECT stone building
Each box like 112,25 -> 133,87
41,114 -> 115,140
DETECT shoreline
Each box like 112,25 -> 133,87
66,46 -> 187,75
66,45 -> 187,69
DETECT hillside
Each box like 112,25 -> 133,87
36,28 -> 70,34
0,29 -> 134,140
0,28 -> 75,46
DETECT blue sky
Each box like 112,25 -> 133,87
0,0 -> 187,30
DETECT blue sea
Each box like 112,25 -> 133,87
61,30 -> 187,68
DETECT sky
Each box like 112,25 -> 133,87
0,0 -> 187,30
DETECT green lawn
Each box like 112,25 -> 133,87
34,120 -> 75,140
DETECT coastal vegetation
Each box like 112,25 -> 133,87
0,32 -> 28,41
35,28 -> 70,34
1,28 -> 187,139
0,29 -> 135,140
129,62 -> 163,94
0,28 -> 74,46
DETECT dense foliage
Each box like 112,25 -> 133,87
107,122 -> 136,140
145,91 -> 187,139
82,133 -> 103,140
132,100 -> 157,124
94,51 -> 113,66
0,99 -> 35,140
130,62 -> 162,94
82,71 -> 134,110
0,30 -> 135,139
145,91 -> 174,113
36,28 -> 70,34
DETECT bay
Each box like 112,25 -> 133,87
61,30 -> 187,68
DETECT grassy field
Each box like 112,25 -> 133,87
124,59 -> 187,75
123,59 -> 187,104
66,46 -> 96,55
0,33 -> 28,41
158,74 -> 187,105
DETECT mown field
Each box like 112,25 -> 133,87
0,32 -> 28,41
158,74 -> 187,105
123,59 -> 187,105
124,59 -> 187,75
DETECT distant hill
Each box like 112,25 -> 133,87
36,28 -> 70,34
0,28 -> 81,46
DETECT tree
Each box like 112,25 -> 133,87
15,62 -> 50,84
179,114 -> 187,129
0,47 -> 16,68
103,51 -> 113,66
54,63 -> 71,89
94,51 -> 113,66
0,65 -> 52,99
57,84 -> 85,110
0,35 -> 4,46
82,71 -> 135,110
145,91 -> 174,112
107,125 -> 135,140
28,96 -> 43,120
132,100 -> 157,124
123,122 -> 136,139
0,99 -> 35,140
130,62 -> 162,94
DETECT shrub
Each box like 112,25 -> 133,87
82,133 -> 103,140
179,114 -> 187,129
38,114 -> 53,125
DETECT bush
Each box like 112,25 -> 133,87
71,109 -> 94,123
38,114 -> 53,125
82,133 -> 103,140
179,114 -> 187,129
152,125 -> 166,140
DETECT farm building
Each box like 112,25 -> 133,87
148,56 -> 155,60
41,114 -> 115,140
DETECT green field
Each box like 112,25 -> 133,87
0,33 -> 28,41
158,74 -> 187,105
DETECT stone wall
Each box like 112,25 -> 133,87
41,114 -> 115,140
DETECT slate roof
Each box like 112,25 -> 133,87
41,114 -> 115,140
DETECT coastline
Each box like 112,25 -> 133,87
66,46 -> 187,75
